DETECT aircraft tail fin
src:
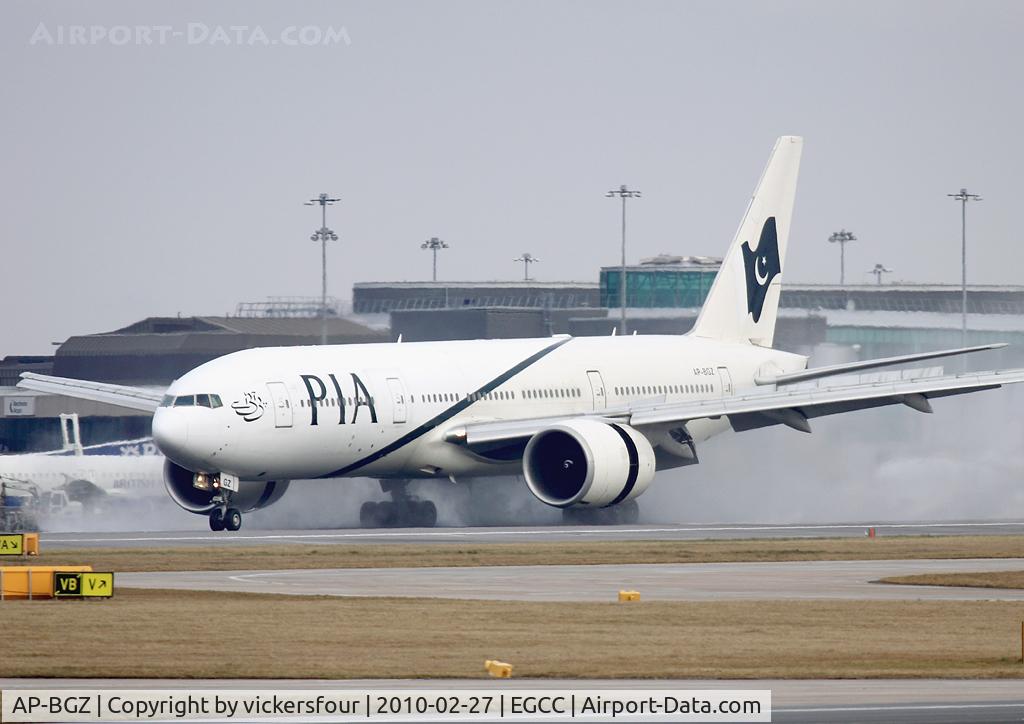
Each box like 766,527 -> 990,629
690,136 -> 803,347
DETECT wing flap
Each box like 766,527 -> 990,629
18,373 -> 165,413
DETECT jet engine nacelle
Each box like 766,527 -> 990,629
523,420 -> 656,508
163,460 -> 289,514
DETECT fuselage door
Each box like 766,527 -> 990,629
717,366 -> 734,397
266,382 -> 293,428
386,377 -> 407,424
586,370 -> 607,410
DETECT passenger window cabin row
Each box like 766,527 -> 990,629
301,397 -> 370,408
613,383 -> 714,396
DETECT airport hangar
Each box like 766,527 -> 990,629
3,255 -> 1024,453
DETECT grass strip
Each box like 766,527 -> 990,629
3,589 -> 1024,679
24,535 -> 1024,573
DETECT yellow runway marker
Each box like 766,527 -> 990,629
484,660 -> 513,678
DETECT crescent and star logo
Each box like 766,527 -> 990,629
231,391 -> 266,422
740,216 -> 781,323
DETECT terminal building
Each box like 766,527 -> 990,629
51,314 -> 386,384
599,254 -> 722,309
352,281 -> 601,314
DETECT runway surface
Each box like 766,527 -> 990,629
119,557 -> 1024,601
40,520 -> 1024,548
2,679 -> 1022,722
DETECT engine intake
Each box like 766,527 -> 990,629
523,420 -> 655,508
163,460 -> 289,514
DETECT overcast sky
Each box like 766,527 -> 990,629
2,0 -> 1021,356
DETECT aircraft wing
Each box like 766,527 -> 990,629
449,366 -> 1024,448
17,373 -> 165,413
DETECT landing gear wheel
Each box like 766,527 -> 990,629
359,479 -> 440,529
415,500 -> 437,528
223,508 -> 242,531
561,507 -> 586,525
209,508 -> 225,532
616,499 -> 640,525
561,499 -> 640,526
360,501 -> 385,528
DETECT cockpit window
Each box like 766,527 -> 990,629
166,393 -> 222,408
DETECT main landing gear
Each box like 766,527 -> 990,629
209,506 -> 242,531
359,480 -> 438,528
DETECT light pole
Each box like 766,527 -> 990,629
421,237 -> 449,282
606,184 -> 642,334
305,193 -> 340,345
828,229 -> 857,284
514,253 -> 539,281
947,188 -> 982,350
867,263 -> 893,285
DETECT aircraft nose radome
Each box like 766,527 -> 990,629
152,410 -> 191,465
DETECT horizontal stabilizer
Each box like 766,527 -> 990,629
18,373 -> 165,413
754,343 -> 1008,386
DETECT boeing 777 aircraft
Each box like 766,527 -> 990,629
21,136 -> 1024,531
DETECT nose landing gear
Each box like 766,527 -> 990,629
206,484 -> 242,532
359,479 -> 438,528
209,506 -> 242,531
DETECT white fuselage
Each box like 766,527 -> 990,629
152,334 -> 805,483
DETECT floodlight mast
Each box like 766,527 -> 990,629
947,188 -> 982,350
514,253 -> 539,281
421,237 -> 449,282
305,193 -> 340,345
606,185 -> 642,334
867,263 -> 893,285
828,229 -> 857,284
